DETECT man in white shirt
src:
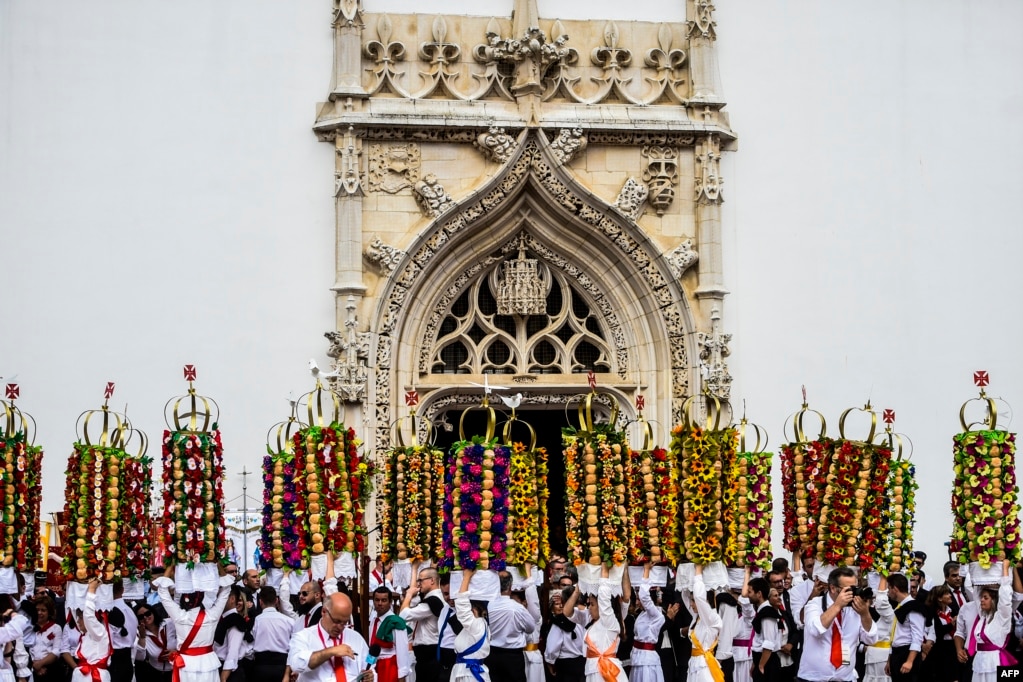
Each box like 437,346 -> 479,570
887,573 -> 925,682
399,565 -> 445,682
941,561 -> 972,617
796,566 -> 877,682
252,586 -> 293,682
109,580 -> 139,682
367,587 -> 411,682
280,577 -> 325,633
288,592 -> 372,682
485,571 -> 536,682
747,577 -> 782,682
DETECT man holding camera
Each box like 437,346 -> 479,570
795,566 -> 877,682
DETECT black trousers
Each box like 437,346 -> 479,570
889,645 -> 920,682
717,656 -> 734,682
554,656 -> 586,682
133,661 -> 172,682
251,651 -> 288,682
109,648 -> 135,682
750,651 -> 780,682
486,647 -> 527,682
415,644 -> 443,682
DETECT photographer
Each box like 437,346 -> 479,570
795,566 -> 876,682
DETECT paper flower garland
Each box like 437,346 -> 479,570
506,442 -> 549,568
259,451 -> 304,569
733,451 -> 773,570
441,437 -> 511,570
816,440 -> 891,569
120,454 -> 153,577
0,432 -> 43,571
161,430 -> 227,568
62,444 -> 127,581
380,445 -> 445,563
292,424 -> 373,558
628,446 -> 678,565
880,459 -> 917,574
562,425 -> 630,567
780,438 -> 833,553
950,431 -> 1021,568
673,425 -> 738,565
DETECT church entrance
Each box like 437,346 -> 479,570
433,406 -> 570,557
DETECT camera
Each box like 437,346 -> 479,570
849,586 -> 873,600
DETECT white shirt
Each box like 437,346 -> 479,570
135,620 -> 177,671
110,599 -> 139,650
788,580 -> 816,629
155,574 -> 234,673
968,577 -> 1013,676
488,595 -> 536,648
715,598 -> 739,661
366,611 -> 412,678
61,622 -> 81,657
732,598 -> 754,663
864,588 -> 895,664
890,596 -> 925,651
452,590 -> 490,682
752,602 -> 780,653
583,579 -> 626,682
687,575 -> 723,677
438,604 -> 458,649
253,606 -> 294,654
400,588 -> 444,646
214,613 -> 250,672
288,623 -> 369,682
798,592 -> 877,682
30,622 -> 63,663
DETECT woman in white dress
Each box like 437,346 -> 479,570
966,560 -> 1014,682
574,564 -> 626,682
863,575 -> 894,682
732,568 -> 755,682
628,564 -> 663,682
153,562 -> 236,682
72,578 -> 114,682
451,569 -> 491,682
686,565 -> 723,682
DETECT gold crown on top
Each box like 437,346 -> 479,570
838,400 -> 878,443
1,383 -> 36,444
784,385 -> 827,444
736,401 -> 769,454
681,386 -> 732,433
76,381 -> 140,449
960,370 -> 1012,432
872,409 -> 912,461
266,394 -> 310,455
164,365 -> 219,433
564,370 -> 620,436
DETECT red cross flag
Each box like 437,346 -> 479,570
587,370 -> 597,391
636,395 -> 645,411
104,382 -> 116,399
405,389 -> 419,407
882,409 -> 895,424
974,371 -> 990,387
4,384 -> 18,400
183,365 -> 197,381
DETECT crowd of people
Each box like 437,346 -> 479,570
0,548 -> 1020,682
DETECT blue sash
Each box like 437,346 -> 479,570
455,625 -> 489,682
437,609 -> 455,661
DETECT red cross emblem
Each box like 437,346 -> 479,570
4,384 -> 18,400
104,382 -> 116,399
974,371 -> 990,387
183,365 -> 197,381
404,390 -> 419,407
636,395 -> 645,410
882,409 -> 895,424
587,371 -> 597,391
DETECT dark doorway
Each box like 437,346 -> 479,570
434,406 -> 571,557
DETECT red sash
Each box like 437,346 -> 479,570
169,610 -> 215,682
76,613 -> 113,682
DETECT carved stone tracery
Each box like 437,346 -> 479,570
665,238 -> 699,279
413,174 -> 456,217
614,177 -> 648,219
695,134 -> 724,205
696,306 -> 731,398
365,237 -> 406,276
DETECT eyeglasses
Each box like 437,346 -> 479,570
138,612 -> 152,618
299,591 -> 310,596
417,578 -> 433,583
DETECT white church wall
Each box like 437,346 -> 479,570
2,0 -> 1021,566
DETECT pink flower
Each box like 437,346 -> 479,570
459,539 -> 470,551
465,521 -> 478,533
469,549 -> 480,560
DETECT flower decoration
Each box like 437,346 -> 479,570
628,446 -> 678,565
63,444 -> 129,581
672,425 -> 738,565
506,442 -> 549,568
880,459 -> 917,574
440,436 -> 511,570
562,425 -> 630,567
161,429 -> 227,568
733,451 -> 773,570
780,438 -> 833,553
950,430 -> 1021,568
259,451 -> 304,569
120,454 -> 153,577
0,432 -> 43,572
292,424 -> 373,560
815,440 -> 891,569
380,445 -> 445,563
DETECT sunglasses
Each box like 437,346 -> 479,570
138,612 -> 152,618
299,591 -> 311,596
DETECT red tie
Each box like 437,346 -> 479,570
333,638 -> 347,682
955,590 -> 964,607
830,612 -> 843,668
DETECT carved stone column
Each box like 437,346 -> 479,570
331,126 -> 367,316
687,0 -> 722,102
694,134 -> 727,320
332,0 -> 368,98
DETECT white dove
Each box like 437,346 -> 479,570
308,359 -> 339,379
468,375 -> 509,394
499,393 -> 523,409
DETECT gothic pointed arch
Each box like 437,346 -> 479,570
368,129 -> 697,452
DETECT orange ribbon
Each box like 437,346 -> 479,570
584,633 -> 620,682
689,631 -> 725,682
